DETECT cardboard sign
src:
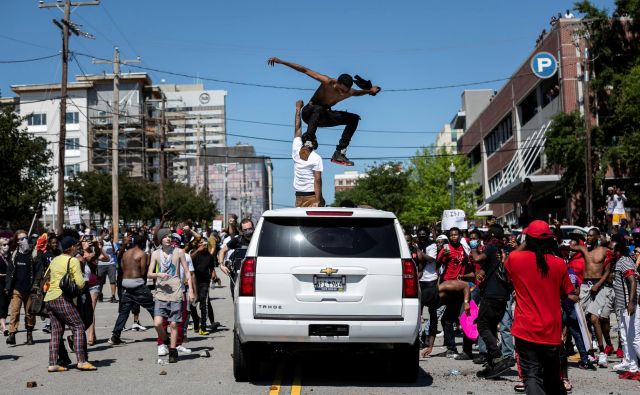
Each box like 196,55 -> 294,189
68,206 -> 81,225
442,209 -> 467,230
212,220 -> 223,232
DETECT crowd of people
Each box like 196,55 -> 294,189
0,213 -> 254,371
408,213 -> 640,393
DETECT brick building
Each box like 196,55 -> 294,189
457,18 -> 592,225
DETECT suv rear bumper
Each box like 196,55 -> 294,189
235,297 -> 421,344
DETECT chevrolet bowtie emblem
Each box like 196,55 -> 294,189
320,267 -> 338,275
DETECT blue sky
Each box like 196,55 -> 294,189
1,0 -> 615,210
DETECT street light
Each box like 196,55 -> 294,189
448,162 -> 456,209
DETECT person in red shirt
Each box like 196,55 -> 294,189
505,220 -> 577,395
437,227 -> 474,359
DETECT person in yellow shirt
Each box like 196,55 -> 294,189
44,236 -> 96,372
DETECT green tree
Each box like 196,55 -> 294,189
66,171 -> 112,216
400,148 -> 479,224
164,181 -> 218,222
333,162 -> 409,215
0,107 -> 54,228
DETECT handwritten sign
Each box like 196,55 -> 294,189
442,209 -> 467,231
68,206 -> 81,225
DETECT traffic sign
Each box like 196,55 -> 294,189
530,52 -> 558,79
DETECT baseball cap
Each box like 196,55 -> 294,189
436,235 -> 449,241
523,220 -> 555,239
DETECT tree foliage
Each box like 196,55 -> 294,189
400,148 -> 479,224
332,151 -> 479,225
67,171 -> 218,224
333,162 -> 410,215
0,107 -> 54,228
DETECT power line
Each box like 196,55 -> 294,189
0,54 -> 60,64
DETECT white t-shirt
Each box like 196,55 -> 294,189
292,137 -> 323,193
419,243 -> 439,282
613,193 -> 627,214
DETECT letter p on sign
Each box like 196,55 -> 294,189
531,52 -> 558,79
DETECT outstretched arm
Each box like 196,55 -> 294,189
313,170 -> 323,207
294,100 -> 303,138
268,57 -> 330,83
351,86 -> 381,97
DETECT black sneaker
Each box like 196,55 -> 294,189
484,356 -> 515,379
445,350 -> 458,358
6,333 -> 15,345
168,348 -> 178,363
331,150 -> 354,166
473,354 -> 488,365
578,360 -> 597,370
476,365 -> 492,378
110,296 -> 118,303
108,334 -> 122,345
454,352 -> 473,361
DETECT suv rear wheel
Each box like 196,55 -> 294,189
233,331 -> 258,382
389,341 -> 419,382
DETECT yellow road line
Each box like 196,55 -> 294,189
268,363 -> 284,395
291,364 -> 302,395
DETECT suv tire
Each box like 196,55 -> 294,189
233,331 -> 258,382
390,341 -> 419,382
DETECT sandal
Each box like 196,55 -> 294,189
48,365 -> 68,373
77,362 -> 97,371
88,339 -> 95,346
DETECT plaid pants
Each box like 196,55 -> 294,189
47,297 -> 86,365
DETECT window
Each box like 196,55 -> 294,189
64,164 -> 80,177
27,113 -> 47,126
519,90 -> 539,126
66,112 -> 79,124
65,138 -> 80,150
257,217 -> 400,258
489,172 -> 502,195
97,136 -> 109,149
484,113 -> 513,156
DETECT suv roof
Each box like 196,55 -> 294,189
261,207 -> 397,219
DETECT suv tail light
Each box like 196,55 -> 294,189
402,259 -> 419,298
239,257 -> 256,297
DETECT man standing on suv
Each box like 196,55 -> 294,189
219,219 -> 254,300
292,99 -> 324,207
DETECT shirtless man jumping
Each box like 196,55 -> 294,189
109,231 -> 155,346
570,227 -> 614,367
268,57 -> 381,166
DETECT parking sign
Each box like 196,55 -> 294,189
530,52 -> 558,79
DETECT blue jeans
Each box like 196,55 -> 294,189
563,303 -> 588,363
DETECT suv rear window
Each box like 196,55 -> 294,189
257,217 -> 400,258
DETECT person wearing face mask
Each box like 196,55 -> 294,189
218,219 -> 255,300
413,227 -> 439,358
0,237 -> 10,336
5,230 -> 40,345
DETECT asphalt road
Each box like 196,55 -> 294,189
2,276 -> 639,394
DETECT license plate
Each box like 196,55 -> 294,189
313,275 -> 346,292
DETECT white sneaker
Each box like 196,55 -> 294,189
132,322 -> 147,331
176,345 -> 192,355
158,344 -> 169,356
598,352 -> 607,368
614,361 -> 632,371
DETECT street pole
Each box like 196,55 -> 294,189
40,0 -> 98,234
195,114 -> 201,193
92,47 -> 140,242
224,155 -> 229,228
449,162 -> 456,209
159,95 -> 167,211
583,47 -> 593,224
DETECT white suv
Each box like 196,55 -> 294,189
233,207 -> 421,382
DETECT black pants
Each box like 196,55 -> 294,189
477,297 -> 508,362
420,280 -> 439,337
515,337 -> 566,395
442,298 -> 472,354
301,104 -> 360,151
190,282 -> 215,330
112,285 -> 155,337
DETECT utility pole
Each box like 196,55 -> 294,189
202,119 -> 209,195
583,47 -> 593,224
92,47 -> 140,242
160,95 -> 167,211
40,0 -> 99,234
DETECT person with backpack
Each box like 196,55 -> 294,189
218,218 -> 254,300
471,224 -> 515,379
5,230 -> 39,346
